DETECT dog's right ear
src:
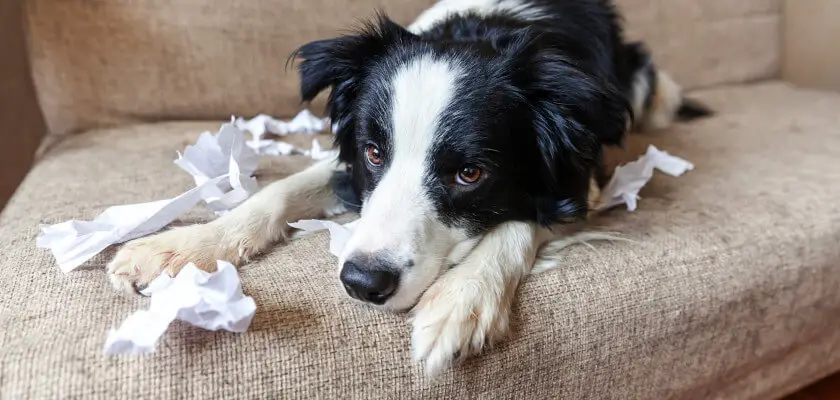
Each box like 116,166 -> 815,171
290,14 -> 415,164
493,28 -> 629,226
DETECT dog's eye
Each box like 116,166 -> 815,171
456,165 -> 482,185
365,144 -> 382,167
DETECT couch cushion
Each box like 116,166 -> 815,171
26,0 -> 781,135
2,82 -> 839,399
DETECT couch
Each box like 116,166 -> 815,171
2,0 -> 840,398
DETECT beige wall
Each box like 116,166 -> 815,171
783,0 -> 840,91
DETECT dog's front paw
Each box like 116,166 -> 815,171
410,275 -> 511,376
107,224 -> 226,295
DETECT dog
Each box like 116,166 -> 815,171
107,0 -> 711,375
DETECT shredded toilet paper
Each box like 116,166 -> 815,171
103,261 -> 256,355
287,219 -> 358,258
33,110 -> 335,355
38,175 -> 241,273
304,139 -> 340,161
597,145 -> 694,211
37,111 -> 335,273
235,110 -> 328,137
37,121 -> 260,272
236,110 -> 332,156
174,120 -> 260,215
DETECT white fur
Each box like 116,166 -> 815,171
341,55 -> 469,311
411,221 -> 553,375
408,0 -> 546,34
647,71 -> 683,130
636,70 -> 684,132
630,69 -> 651,127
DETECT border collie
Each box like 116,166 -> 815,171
108,0 -> 711,375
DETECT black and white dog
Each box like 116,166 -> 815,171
108,0 -> 710,375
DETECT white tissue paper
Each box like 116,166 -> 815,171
38,175 -> 233,273
103,261 -> 256,355
37,120 -> 260,272
247,138 -> 298,156
236,110 -> 334,158
175,120 -> 260,215
598,145 -> 694,211
234,110 -> 328,137
288,219 -> 358,258
305,139 -> 340,161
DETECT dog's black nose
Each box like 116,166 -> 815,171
340,261 -> 399,305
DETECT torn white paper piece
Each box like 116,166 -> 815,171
236,110 -> 333,156
305,139 -> 339,161
282,109 -> 329,134
37,175 -> 232,272
235,110 -> 328,137
175,121 -> 259,185
598,145 -> 694,211
234,114 -> 273,137
103,261 -> 256,355
247,139 -> 297,156
175,120 -> 259,214
288,219 -> 358,258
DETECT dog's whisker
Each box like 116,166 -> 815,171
530,231 -> 634,274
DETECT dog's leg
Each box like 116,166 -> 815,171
411,220 -> 552,375
107,157 -> 341,294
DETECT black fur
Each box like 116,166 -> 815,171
677,97 -> 715,121
291,1 -> 706,235
330,169 -> 363,213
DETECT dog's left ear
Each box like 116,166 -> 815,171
290,13 -> 415,165
494,29 -> 630,225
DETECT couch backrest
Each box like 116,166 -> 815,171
25,0 -> 782,135
2,0 -> 46,212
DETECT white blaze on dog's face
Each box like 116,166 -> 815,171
293,16 -> 630,310
337,56 -> 475,311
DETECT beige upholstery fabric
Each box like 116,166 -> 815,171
25,0 -> 782,135
2,82 -> 839,399
0,0 -> 46,210
24,0 -> 438,136
620,0 -> 781,90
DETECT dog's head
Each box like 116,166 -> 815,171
292,15 -> 628,310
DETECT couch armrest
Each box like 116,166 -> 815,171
0,0 -> 47,212
783,0 -> 840,91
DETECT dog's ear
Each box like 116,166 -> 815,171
495,29 -> 630,225
290,13 -> 415,164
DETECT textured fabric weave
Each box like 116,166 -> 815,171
24,0 -> 782,135
2,82 -> 839,399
